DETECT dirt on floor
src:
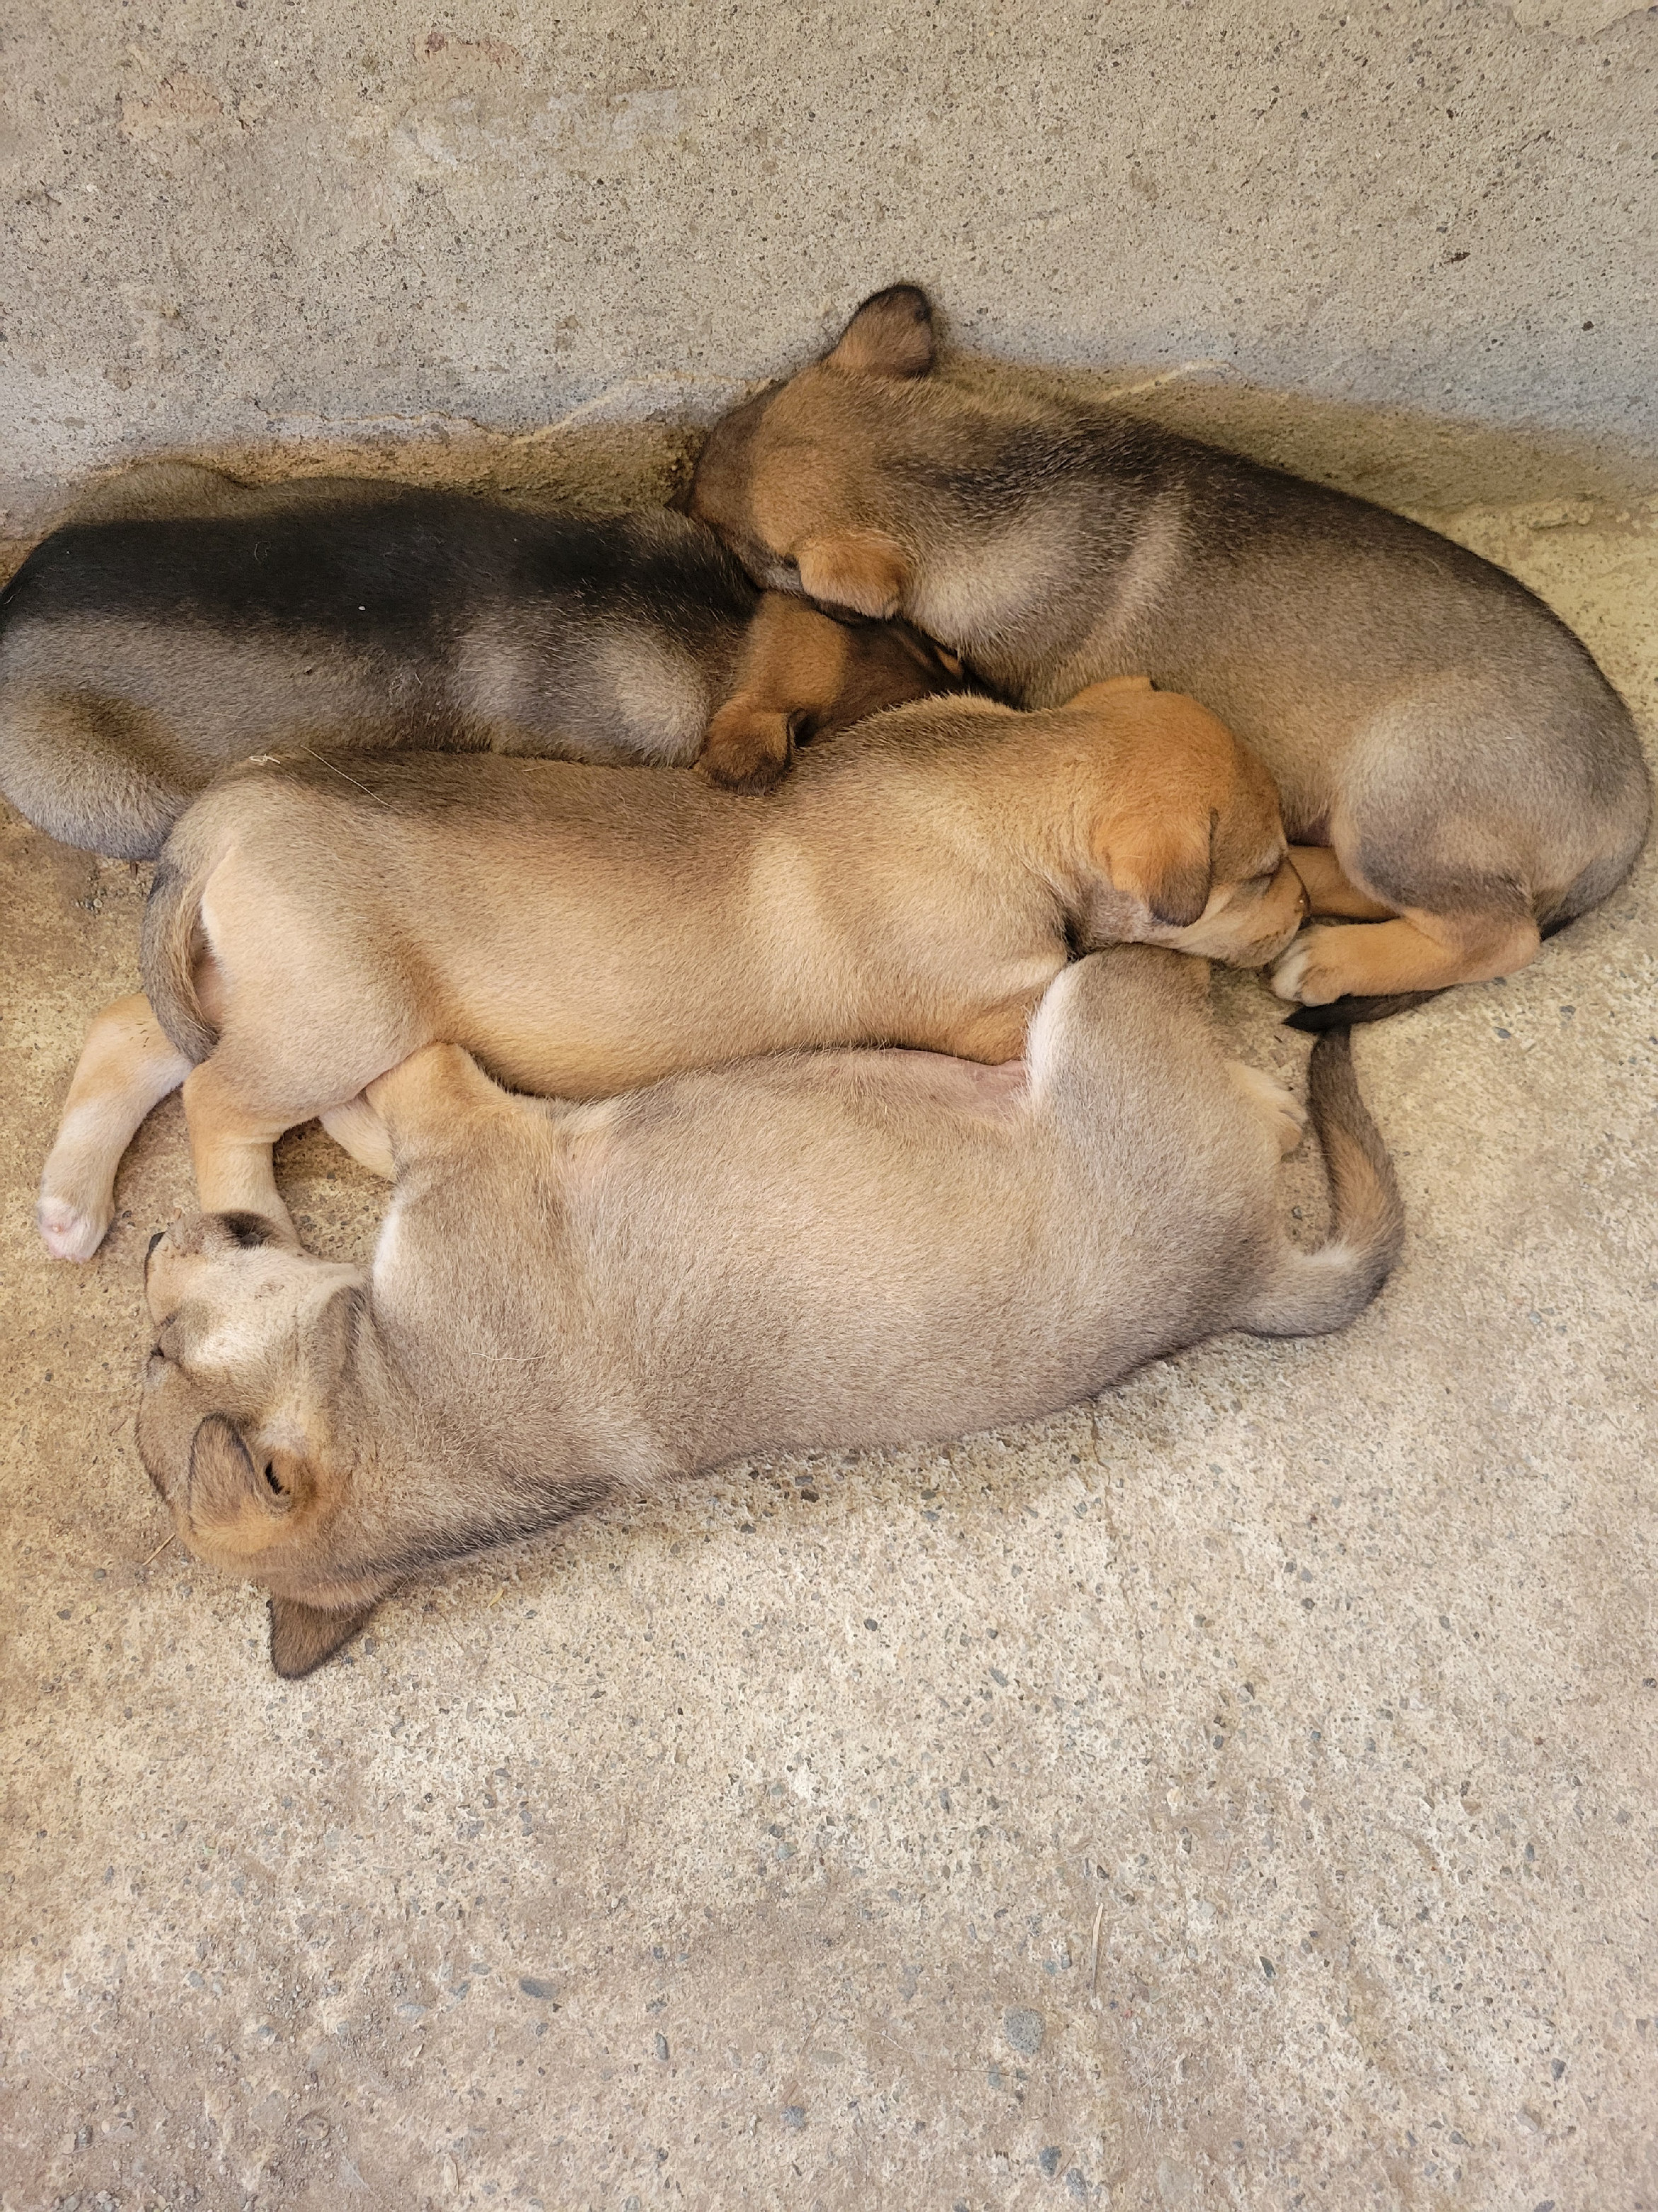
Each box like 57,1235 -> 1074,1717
1,491 -> 1655,2211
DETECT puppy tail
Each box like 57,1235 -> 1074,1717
1242,1028 -> 1403,1338
1282,989 -> 1440,1031
139,837 -> 219,1063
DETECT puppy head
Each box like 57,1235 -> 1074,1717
1072,680 -> 1305,965
689,286 -> 940,619
137,1212 -> 384,1675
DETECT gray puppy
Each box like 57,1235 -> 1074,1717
0,462 -> 962,856
136,947 -> 1401,1677
689,285 -> 1652,1022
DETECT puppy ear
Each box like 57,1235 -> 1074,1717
824,286 -> 936,379
269,1594 -> 378,1678
188,1414 -> 295,1550
1099,816 -> 1216,929
796,532 -> 911,620
697,698 -> 794,791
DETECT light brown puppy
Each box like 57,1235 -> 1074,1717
136,947 -> 1401,1675
689,286 -> 1652,1021
40,678 -> 1304,1258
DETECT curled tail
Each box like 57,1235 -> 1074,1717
1243,1028 -> 1403,1337
139,837 -> 219,1063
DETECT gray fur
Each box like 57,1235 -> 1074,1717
0,468 -> 749,857
690,287 -> 1651,990
135,949 -> 1401,1671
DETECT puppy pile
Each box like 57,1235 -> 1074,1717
6,287 -> 1646,1675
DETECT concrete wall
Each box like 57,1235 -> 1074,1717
2,0 -> 1655,540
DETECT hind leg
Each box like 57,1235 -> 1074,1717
181,1061 -> 299,1245
39,994 -> 193,1260
1272,907 -> 1540,1007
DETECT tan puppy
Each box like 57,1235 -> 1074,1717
689,286 -> 1652,1021
136,947 -> 1402,1675
40,678 -> 1304,1258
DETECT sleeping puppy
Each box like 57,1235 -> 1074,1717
0,463 -> 964,855
40,677 -> 1305,1257
689,286 -> 1652,1021
135,946 -> 1401,1675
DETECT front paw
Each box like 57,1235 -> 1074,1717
1271,926 -> 1357,1007
38,1181 -> 115,1261
696,704 -> 793,792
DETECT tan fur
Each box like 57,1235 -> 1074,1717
40,685 -> 1303,1256
37,995 -> 193,1261
689,286 -> 1651,1012
1287,845 -> 1396,921
134,948 -> 1402,1675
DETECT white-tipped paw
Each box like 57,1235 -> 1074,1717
38,1184 -> 115,1261
1271,927 -> 1350,1007
1228,1062 -> 1307,1157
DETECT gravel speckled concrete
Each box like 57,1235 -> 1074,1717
4,2 -> 1658,2194
1,493 -> 1654,2208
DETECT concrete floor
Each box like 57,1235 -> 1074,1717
1,495 -> 1655,2210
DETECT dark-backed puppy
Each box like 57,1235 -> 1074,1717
136,948 -> 1401,1675
689,287 -> 1651,1019
0,464 -> 965,856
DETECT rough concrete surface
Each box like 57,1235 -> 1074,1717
2,0 -> 1657,543
2,488 -> 1656,2207
5,1 -> 1658,2205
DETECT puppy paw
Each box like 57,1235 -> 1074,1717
38,1184 -> 114,1261
1228,1062 -> 1306,1157
1271,926 -> 1358,1007
696,704 -> 793,793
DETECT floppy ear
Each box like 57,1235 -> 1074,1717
1098,814 -> 1216,929
188,1414 -> 296,1554
697,698 -> 795,791
270,1595 -> 379,1678
795,532 -> 911,620
824,285 -> 936,379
